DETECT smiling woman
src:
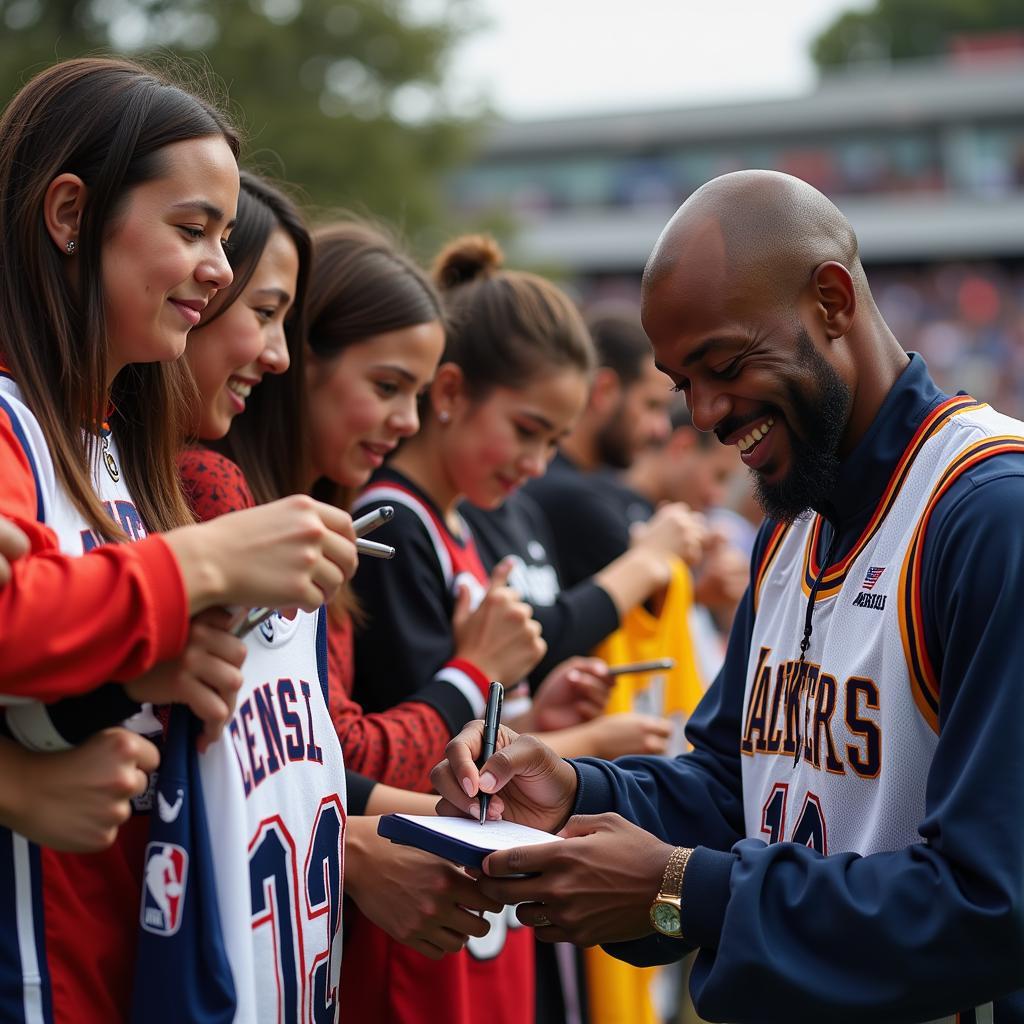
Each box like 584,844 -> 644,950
0,59 -> 359,1024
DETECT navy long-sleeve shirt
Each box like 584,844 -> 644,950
573,355 -> 1024,1022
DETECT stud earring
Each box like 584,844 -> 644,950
65,239 -> 76,255
438,410 -> 451,424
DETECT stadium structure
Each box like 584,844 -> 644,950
448,52 -> 1024,416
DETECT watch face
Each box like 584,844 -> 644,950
651,901 -> 681,936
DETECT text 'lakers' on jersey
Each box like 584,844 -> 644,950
742,397 -> 1024,861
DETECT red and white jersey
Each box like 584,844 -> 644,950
354,479 -> 493,717
0,376 -> 167,1024
198,607 -> 347,1024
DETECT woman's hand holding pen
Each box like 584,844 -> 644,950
165,495 -> 359,616
451,558 -> 546,683
430,722 -> 577,834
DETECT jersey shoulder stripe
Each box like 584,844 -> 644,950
354,482 -> 455,586
802,395 -> 984,599
898,435 -> 1024,733
315,606 -> 329,708
753,521 -> 789,613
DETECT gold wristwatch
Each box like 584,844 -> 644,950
649,846 -> 692,937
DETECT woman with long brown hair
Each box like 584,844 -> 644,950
0,58 -> 357,1022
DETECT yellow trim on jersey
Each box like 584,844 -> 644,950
753,521 -> 790,613
800,396 -> 985,600
899,435 -> 1024,734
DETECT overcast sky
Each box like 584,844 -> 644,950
444,0 -> 873,120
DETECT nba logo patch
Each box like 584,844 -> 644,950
140,842 -> 189,936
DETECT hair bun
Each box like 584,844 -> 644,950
433,234 -> 504,290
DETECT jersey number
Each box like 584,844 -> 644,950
760,783 -> 828,854
249,798 -> 345,1023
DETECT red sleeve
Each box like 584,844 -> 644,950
326,611 -> 451,792
177,447 -> 256,519
0,411 -> 188,701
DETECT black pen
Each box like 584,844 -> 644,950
478,681 -> 503,825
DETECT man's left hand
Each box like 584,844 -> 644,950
478,812 -> 675,946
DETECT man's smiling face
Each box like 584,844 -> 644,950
640,222 -> 853,522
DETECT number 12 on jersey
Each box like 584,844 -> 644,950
250,796 -> 345,1024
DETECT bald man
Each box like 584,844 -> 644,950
432,171 -> 1024,1022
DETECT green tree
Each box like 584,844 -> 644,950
0,0 -> 487,238
811,0 -> 1024,69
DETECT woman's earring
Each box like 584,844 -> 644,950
65,239 -> 77,255
438,410 -> 451,424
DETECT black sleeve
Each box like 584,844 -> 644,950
344,768 -> 376,816
518,496 -> 620,684
524,472 -> 631,589
5,684 -> 142,750
350,499 -> 461,714
529,582 -> 619,686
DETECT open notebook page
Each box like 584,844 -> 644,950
393,815 -> 563,852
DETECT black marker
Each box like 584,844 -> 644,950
478,681 -> 503,825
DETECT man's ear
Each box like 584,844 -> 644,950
429,362 -> 468,422
811,261 -> 856,340
43,173 -> 87,255
589,367 -> 622,417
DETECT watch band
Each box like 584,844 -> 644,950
659,846 -> 692,899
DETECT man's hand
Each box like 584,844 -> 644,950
430,722 -> 578,833
0,729 -> 159,852
345,817 -> 504,959
0,518 -> 29,586
478,813 -> 675,947
124,608 -> 245,752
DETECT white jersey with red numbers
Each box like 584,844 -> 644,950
133,606 -> 347,1024
204,608 -> 346,1024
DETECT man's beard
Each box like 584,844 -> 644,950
752,329 -> 852,523
594,402 -> 635,470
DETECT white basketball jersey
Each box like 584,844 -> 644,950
742,396 -> 1024,855
199,607 -> 347,1024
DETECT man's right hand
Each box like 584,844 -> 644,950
430,722 -> 578,834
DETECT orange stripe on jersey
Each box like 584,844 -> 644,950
753,521 -> 790,612
899,435 -> 1024,734
801,396 -> 985,599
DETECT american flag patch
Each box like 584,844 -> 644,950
862,566 -> 885,590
